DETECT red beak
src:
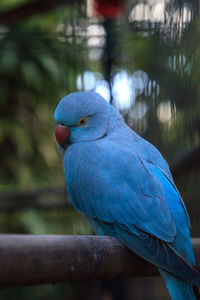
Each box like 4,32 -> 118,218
55,125 -> 70,146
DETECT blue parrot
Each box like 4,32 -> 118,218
54,91 -> 200,300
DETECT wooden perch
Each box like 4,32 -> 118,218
0,235 -> 199,287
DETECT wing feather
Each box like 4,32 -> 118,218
65,140 -> 199,282
65,141 -> 177,242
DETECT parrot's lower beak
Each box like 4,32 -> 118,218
55,125 -> 70,149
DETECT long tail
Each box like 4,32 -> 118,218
159,269 -> 198,300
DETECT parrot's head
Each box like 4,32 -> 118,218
54,91 -> 119,150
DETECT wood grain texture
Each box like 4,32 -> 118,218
0,235 -> 199,287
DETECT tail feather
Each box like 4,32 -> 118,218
159,268 -> 197,300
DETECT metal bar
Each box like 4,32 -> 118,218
0,235 -> 199,287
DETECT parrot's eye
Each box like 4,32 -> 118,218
78,117 -> 88,127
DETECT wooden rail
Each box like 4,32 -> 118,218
0,235 -> 199,287
0,142 -> 199,212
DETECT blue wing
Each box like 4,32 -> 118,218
65,139 -> 198,284
66,140 -> 178,241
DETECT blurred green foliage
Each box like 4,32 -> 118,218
0,23 -> 86,187
0,2 -> 92,298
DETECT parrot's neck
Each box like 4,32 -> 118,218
107,105 -> 124,132
106,104 -> 141,143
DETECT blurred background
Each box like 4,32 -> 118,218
0,0 -> 200,299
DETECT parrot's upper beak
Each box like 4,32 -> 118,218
55,125 -> 70,148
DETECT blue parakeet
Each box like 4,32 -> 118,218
54,91 -> 200,300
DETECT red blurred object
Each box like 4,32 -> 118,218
55,125 -> 70,146
94,0 -> 124,18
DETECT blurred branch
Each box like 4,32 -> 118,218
171,143 -> 200,177
0,0 -> 82,26
0,235 -> 199,287
0,186 -> 66,200
0,187 -> 71,211
0,143 -> 200,211
0,200 -> 70,212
